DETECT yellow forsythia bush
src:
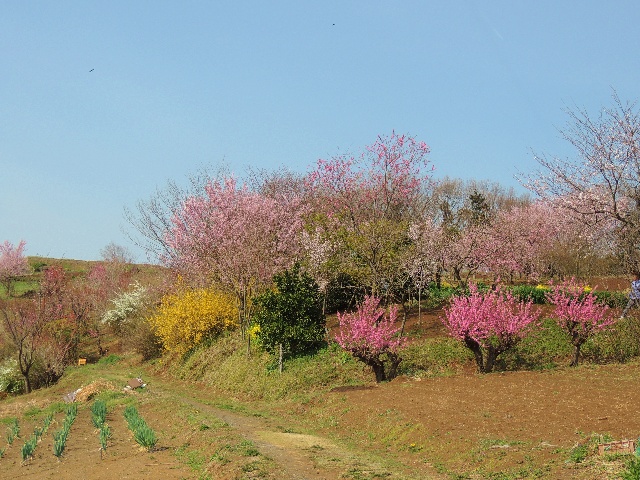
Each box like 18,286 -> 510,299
149,287 -> 239,355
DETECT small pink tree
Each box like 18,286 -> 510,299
0,240 -> 30,297
546,278 -> 616,366
443,284 -> 540,373
334,296 -> 406,382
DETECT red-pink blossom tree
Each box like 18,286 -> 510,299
334,295 -> 406,382
442,284 -> 541,373
546,278 -> 616,366
0,240 -> 30,297
164,176 -> 304,332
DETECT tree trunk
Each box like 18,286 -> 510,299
464,336 -> 485,373
570,343 -> 582,367
417,284 -> 422,324
385,352 -> 401,381
370,361 -> 386,383
484,347 -> 497,374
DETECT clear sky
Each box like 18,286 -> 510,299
2,1 -> 640,261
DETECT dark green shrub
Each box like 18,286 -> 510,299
423,283 -> 460,309
509,285 -> 548,304
324,272 -> 366,314
592,290 -> 628,308
252,264 -> 326,359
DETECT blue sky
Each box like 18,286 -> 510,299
2,1 -> 640,261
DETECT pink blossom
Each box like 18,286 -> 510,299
546,278 -> 615,366
334,296 -> 406,382
442,284 -> 540,373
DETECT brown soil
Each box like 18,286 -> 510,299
1,278 -> 638,479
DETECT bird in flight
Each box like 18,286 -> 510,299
89,69 -> 94,72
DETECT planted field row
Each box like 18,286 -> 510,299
0,400 -> 157,464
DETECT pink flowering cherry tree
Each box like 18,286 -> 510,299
546,278 -> 616,366
0,240 -> 30,297
334,296 -> 406,382
443,284 -> 541,373
164,176 -> 304,335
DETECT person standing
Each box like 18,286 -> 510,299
621,272 -> 640,318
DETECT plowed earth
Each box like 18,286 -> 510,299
1,277 -> 638,479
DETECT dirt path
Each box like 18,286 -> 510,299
149,375 -> 436,480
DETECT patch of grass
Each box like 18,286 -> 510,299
23,406 -> 42,419
568,444 -> 589,463
237,439 -> 260,457
97,354 -> 122,365
95,389 -> 130,408
499,318 -> 573,371
399,337 -> 473,377
582,316 -> 640,363
170,335 -> 371,401
42,401 -> 67,417
620,456 -> 640,480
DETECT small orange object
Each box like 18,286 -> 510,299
77,358 -> 87,366
598,439 -> 636,455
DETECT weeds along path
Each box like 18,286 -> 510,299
146,373 -> 435,480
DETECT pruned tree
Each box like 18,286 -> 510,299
335,295 -> 406,382
546,278 -> 616,366
442,284 -> 540,373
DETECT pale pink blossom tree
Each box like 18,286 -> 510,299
477,202 -> 559,282
523,93 -> 640,271
0,240 -> 30,297
335,295 -> 406,382
442,284 -> 541,373
164,176 -> 304,332
546,278 -> 616,366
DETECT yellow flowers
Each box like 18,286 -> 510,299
149,286 -> 238,355
535,283 -> 591,292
